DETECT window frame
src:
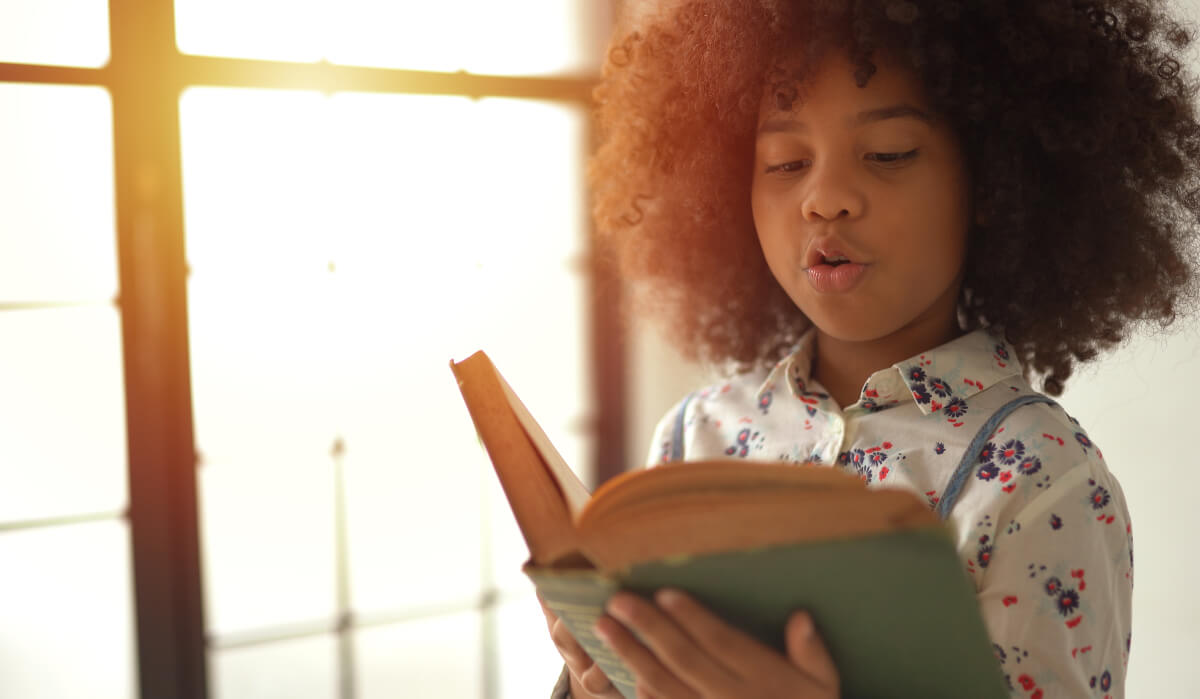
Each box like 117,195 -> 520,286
0,1 -> 626,697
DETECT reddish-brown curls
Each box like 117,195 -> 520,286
589,0 -> 1200,394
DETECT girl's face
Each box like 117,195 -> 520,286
751,50 -> 972,346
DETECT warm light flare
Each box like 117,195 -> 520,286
175,0 -> 597,76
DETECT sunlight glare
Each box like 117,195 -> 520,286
175,0 -> 596,75
0,0 -> 110,68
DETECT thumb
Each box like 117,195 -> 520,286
785,611 -> 839,691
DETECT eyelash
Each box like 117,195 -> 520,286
764,148 -> 920,174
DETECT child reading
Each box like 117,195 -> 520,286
543,1 -> 1199,697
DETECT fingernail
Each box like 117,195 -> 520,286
593,616 -> 614,643
655,588 -> 683,609
604,595 -> 633,619
795,611 -> 813,637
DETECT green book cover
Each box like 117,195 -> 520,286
530,526 -> 1009,699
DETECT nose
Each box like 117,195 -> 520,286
801,160 -> 866,222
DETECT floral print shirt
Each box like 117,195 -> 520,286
645,328 -> 1133,698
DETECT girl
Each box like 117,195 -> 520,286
545,1 -> 1200,696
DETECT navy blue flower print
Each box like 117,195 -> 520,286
1075,432 -> 1093,449
758,390 -> 772,415
1090,486 -> 1111,509
927,376 -> 952,397
978,442 -> 997,463
1056,588 -> 1080,616
997,439 -> 1026,466
1050,513 -> 1063,530
906,366 -> 927,383
724,428 -> 754,458
851,449 -> 866,469
869,450 -> 888,466
994,343 -> 1010,360
935,441 -> 946,455
911,383 -> 932,404
836,451 -> 851,466
977,544 -> 993,568
1045,577 -> 1063,595
978,463 -> 1000,481
1017,456 -> 1042,476
1100,670 -> 1112,692
943,397 -> 968,418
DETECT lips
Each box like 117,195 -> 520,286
806,261 -> 868,293
803,242 -> 868,293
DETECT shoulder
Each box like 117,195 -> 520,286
644,367 -> 770,467
953,377 -> 1131,552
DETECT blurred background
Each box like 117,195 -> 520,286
0,0 -> 1198,697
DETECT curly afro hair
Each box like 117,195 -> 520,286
590,0 -> 1200,395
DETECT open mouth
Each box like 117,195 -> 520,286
821,254 -> 852,267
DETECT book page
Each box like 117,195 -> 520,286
495,367 -> 592,520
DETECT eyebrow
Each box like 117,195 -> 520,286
758,103 -> 935,133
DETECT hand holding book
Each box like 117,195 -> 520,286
450,350 -> 1008,699
594,588 -> 840,699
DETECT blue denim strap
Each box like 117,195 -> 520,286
669,391 -> 697,462
935,394 -> 1057,521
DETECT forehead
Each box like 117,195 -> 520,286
759,50 -> 932,124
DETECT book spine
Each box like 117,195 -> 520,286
529,571 -> 637,699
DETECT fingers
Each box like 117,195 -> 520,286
578,662 -> 619,697
652,588 -> 788,678
784,611 -> 840,694
540,595 -> 615,695
599,592 -> 736,697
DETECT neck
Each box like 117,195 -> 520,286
813,316 -> 962,409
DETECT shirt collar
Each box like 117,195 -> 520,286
757,327 -> 1021,415
890,329 -> 1022,415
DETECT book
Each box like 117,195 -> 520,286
449,350 -> 1009,699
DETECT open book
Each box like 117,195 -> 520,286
450,350 -> 1008,699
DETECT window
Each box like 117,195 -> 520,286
0,2 -> 620,698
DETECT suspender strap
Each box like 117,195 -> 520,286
669,391 -> 697,462
934,394 -> 1057,521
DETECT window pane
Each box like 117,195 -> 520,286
0,306 -> 127,525
175,0 -> 603,75
175,0 -> 323,63
199,454 -> 338,637
0,520 -> 136,699
0,83 -> 116,302
210,635 -> 338,699
493,593 -> 568,699
180,88 -> 589,642
0,0 -> 110,68
326,0 -> 603,75
354,610 -> 483,699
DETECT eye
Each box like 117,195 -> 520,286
866,149 -> 920,166
763,160 -> 810,174
762,148 -> 920,175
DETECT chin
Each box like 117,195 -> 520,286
804,313 -> 894,344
